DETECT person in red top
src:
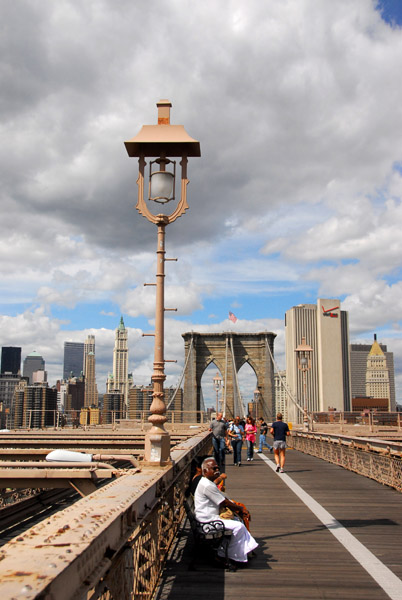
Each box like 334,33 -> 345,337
270,413 -> 290,473
244,416 -> 257,462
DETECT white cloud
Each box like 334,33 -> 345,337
2,1 -> 402,403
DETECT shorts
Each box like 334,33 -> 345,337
273,440 -> 287,450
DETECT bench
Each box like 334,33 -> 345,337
184,499 -> 235,570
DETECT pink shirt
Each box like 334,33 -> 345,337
245,423 -> 257,443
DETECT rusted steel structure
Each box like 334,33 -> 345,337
0,429 -> 211,599
292,431 -> 402,492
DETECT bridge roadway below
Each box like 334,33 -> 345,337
157,447 -> 402,600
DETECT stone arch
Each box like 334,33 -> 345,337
182,331 -> 276,421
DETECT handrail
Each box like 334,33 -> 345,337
292,431 -> 402,493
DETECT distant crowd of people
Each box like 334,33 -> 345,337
209,412 -> 290,472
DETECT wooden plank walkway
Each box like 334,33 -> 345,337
156,447 -> 402,600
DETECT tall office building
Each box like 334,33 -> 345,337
0,373 -> 22,427
350,340 -> 395,411
285,299 -> 351,423
63,342 -> 84,380
365,335 -> 391,404
1,347 -> 21,375
84,350 -> 98,407
13,383 -> 57,429
65,375 -> 85,412
103,391 -> 125,424
83,335 -> 98,407
23,351 -> 45,384
274,371 -> 288,421
83,335 -> 95,374
128,385 -> 183,421
106,317 -> 130,407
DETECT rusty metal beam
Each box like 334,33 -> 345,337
0,430 -> 212,600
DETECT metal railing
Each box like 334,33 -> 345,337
310,411 -> 402,430
1,409 -> 212,430
292,431 -> 402,493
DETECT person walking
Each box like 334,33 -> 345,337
209,412 -> 228,470
228,416 -> 244,466
257,417 -> 273,453
270,413 -> 290,473
245,416 -> 257,461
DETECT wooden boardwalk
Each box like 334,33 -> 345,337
156,447 -> 402,600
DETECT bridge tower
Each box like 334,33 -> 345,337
182,331 -> 276,421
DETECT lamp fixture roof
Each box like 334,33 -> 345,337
125,99 -> 201,158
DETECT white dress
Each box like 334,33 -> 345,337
194,477 -> 258,562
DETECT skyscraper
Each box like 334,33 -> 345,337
63,342 -> 84,380
103,391 -> 125,424
285,299 -> 351,423
84,335 -> 98,407
13,383 -> 57,429
107,317 -> 130,407
83,335 -> 95,374
1,347 -> 21,375
366,336 -> 391,405
350,340 -> 395,411
274,371 -> 288,421
23,351 -> 45,384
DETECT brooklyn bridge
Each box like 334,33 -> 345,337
0,416 -> 402,600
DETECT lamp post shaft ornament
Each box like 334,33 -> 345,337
125,101 -> 200,464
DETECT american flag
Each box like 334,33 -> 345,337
228,311 -> 238,323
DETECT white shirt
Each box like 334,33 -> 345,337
194,477 -> 225,522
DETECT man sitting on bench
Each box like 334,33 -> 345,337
194,457 -> 258,564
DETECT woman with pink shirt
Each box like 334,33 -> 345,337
245,416 -> 257,462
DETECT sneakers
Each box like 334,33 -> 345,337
276,465 -> 280,472
247,458 -> 251,461
238,462 -> 241,467
280,468 -> 284,473
257,450 -> 262,453
250,458 -> 253,461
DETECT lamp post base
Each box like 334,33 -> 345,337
144,428 -> 171,465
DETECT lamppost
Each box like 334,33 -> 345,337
213,372 -> 222,414
253,387 -> 261,419
125,100 -> 200,464
295,336 -> 313,431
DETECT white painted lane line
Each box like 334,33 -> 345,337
259,454 -> 402,600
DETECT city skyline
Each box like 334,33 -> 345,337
1,1 -> 402,406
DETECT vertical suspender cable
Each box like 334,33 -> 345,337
265,338 -> 304,414
230,336 -> 247,417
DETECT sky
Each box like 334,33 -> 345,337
2,0 -> 402,407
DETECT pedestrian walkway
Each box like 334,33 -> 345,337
156,448 -> 402,600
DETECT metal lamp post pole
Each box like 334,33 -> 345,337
295,337 -> 313,432
213,373 -> 222,414
144,218 -> 170,462
125,100 -> 200,465
302,363 -> 308,431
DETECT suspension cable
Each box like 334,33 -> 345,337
230,336 -> 247,417
166,334 -> 194,410
265,338 -> 304,414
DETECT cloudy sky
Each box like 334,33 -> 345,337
2,0 -> 402,407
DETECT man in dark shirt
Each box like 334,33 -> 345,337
209,412 -> 228,470
257,417 -> 273,453
270,413 -> 290,473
